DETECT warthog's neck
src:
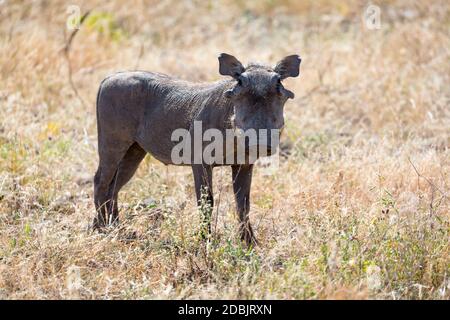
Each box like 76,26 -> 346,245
187,79 -> 236,132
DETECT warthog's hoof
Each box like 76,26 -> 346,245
92,215 -> 119,232
240,224 -> 258,248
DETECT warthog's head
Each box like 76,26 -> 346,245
219,53 -> 301,156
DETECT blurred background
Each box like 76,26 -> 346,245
0,0 -> 448,299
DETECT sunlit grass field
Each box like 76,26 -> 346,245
0,0 -> 449,299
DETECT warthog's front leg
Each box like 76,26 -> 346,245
231,164 -> 257,246
192,164 -> 214,238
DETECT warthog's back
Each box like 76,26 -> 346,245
96,71 -> 231,164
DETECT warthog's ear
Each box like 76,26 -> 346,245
218,53 -> 245,79
274,55 -> 301,80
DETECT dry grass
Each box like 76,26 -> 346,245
0,0 -> 449,299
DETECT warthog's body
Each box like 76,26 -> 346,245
96,72 -> 234,165
94,54 -> 301,245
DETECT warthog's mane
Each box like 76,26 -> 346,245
245,63 -> 274,73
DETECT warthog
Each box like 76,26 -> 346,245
94,53 -> 301,245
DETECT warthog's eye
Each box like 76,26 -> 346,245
237,75 -> 250,87
225,78 -> 245,98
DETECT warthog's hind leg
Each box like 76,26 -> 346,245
93,140 -> 133,230
106,142 -> 147,223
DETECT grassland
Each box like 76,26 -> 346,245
0,0 -> 449,299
